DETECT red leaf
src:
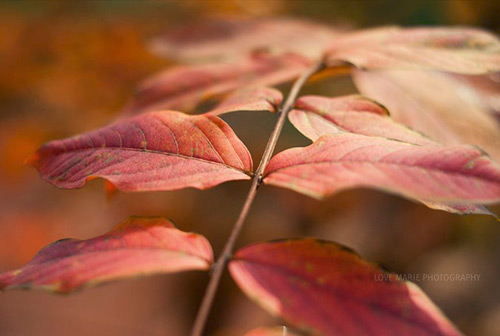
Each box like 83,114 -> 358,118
0,217 -> 213,293
353,70 -> 500,162
150,17 -> 340,62
245,327 -> 300,336
324,27 -> 500,74
29,111 -> 252,191
264,133 -> 500,204
289,95 -> 436,145
288,95 -> 495,216
230,239 -> 462,336
208,87 -> 282,116
124,53 -> 309,114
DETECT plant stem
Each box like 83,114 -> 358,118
190,60 -> 326,336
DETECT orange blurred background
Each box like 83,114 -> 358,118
1,1 -> 500,335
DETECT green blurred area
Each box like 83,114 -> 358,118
1,1 -> 500,336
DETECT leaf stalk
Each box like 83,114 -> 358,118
190,60 -> 326,336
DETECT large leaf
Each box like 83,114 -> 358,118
353,70 -> 500,162
264,133 -> 500,204
230,239 -> 461,336
123,53 -> 309,114
288,95 -> 495,216
29,111 -> 253,191
150,17 -> 340,62
0,217 -> 213,293
324,27 -> 500,74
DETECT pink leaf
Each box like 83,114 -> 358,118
264,133 -> 500,204
150,17 -> 340,62
288,95 -> 494,215
230,239 -> 462,336
353,70 -> 500,162
289,95 -> 436,145
124,53 -> 309,114
324,27 -> 500,74
208,87 -> 283,116
0,217 -> 213,293
29,111 -> 252,192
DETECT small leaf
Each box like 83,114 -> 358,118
230,239 -> 462,336
289,95 -> 436,145
124,53 -> 309,114
353,70 -> 500,162
324,26 -> 500,74
288,95 -> 494,216
0,217 -> 213,293
208,87 -> 283,116
29,111 -> 252,192
264,133 -> 500,204
150,17 -> 340,62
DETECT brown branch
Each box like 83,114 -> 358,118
189,60 -> 326,336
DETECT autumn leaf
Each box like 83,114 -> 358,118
324,26 -> 500,74
263,133 -> 500,204
353,70 -> 500,162
208,87 -> 282,116
288,95 -> 495,216
29,111 -> 253,192
289,95 -> 437,145
150,17 -> 340,62
0,217 -> 213,293
123,53 -> 309,114
230,239 -> 462,336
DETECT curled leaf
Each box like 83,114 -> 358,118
325,26 -> 500,74
29,111 -> 252,192
0,217 -> 213,293
230,239 -> 462,336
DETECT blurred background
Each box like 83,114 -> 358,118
1,1 -> 500,335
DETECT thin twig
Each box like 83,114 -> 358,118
190,60 -> 326,336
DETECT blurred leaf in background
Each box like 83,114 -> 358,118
0,1 -> 499,336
